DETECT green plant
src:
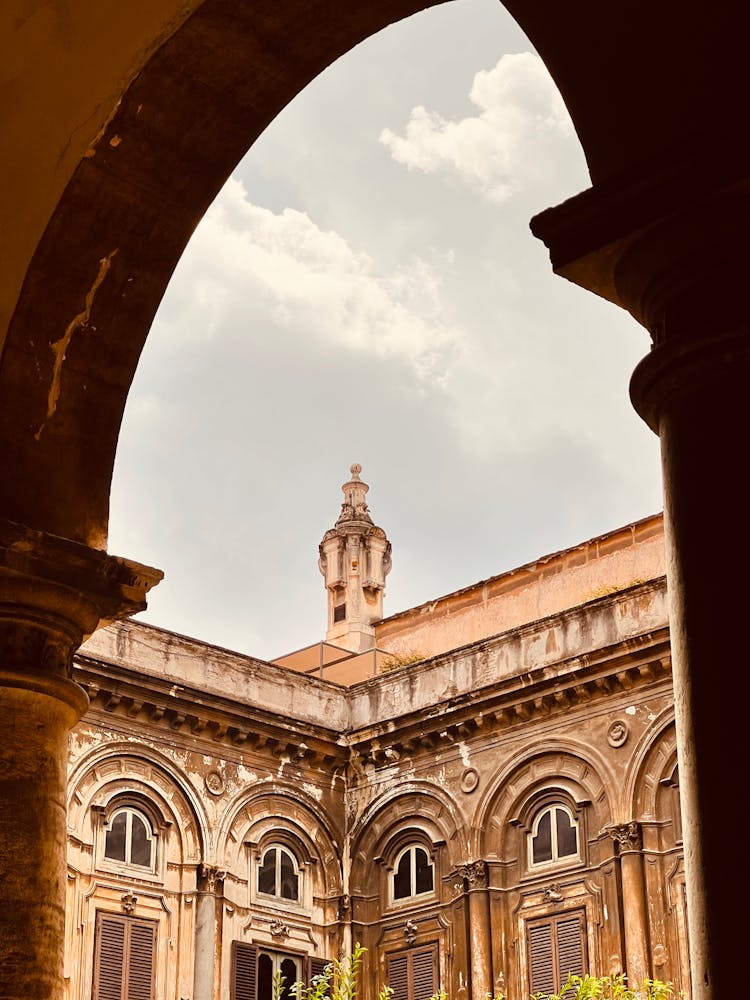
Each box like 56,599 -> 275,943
530,973 -> 677,1000
290,943 -> 393,1000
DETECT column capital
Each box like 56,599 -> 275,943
457,859 -> 488,888
0,517 -> 162,709
609,821 -> 643,853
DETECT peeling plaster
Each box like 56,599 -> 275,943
35,249 -> 118,440
302,782 -> 323,802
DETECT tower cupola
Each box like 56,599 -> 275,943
318,464 -> 391,652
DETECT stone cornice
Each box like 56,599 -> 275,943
351,632 -> 671,764
73,657 -> 348,767
74,627 -> 671,768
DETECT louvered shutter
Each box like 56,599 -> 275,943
127,920 -> 156,1000
555,913 -> 585,984
527,911 -> 586,996
93,913 -> 156,1000
387,953 -> 410,1000
94,914 -> 126,1000
308,957 -> 331,984
387,946 -> 438,1000
411,946 -> 438,1000
232,942 -> 259,1000
528,921 -> 555,996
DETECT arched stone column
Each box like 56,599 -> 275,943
609,823 -> 649,985
531,132 -> 750,1000
0,519 -> 161,1000
457,861 -> 492,1000
194,865 -> 226,1000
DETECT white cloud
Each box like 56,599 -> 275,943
165,178 -> 464,385
380,52 -> 581,202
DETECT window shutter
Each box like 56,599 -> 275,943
411,946 -> 438,1000
387,946 -> 438,1000
94,914 -> 126,1000
527,911 -> 586,996
308,957 -> 330,984
387,953 -> 409,1000
555,913 -> 585,984
127,920 -> 156,1000
232,942 -> 259,1000
528,921 -> 555,996
93,913 -> 156,1000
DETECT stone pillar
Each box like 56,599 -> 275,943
0,519 -> 161,1000
530,147 -> 750,1000
458,861 -> 492,1000
194,865 -> 225,1000
610,823 -> 649,985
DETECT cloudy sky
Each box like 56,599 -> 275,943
108,0 -> 663,661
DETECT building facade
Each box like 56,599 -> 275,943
65,475 -> 683,1000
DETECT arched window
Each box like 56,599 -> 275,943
104,807 -> 157,871
529,805 -> 579,867
392,845 -> 434,901
258,845 -> 300,901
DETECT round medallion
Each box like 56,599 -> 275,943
204,769 -> 225,795
460,767 -> 479,793
607,720 -> 629,748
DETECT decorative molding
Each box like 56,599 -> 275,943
457,860 -> 488,888
404,919 -> 418,946
607,720 -> 629,748
609,821 -> 643,852
269,919 -> 290,939
460,767 -> 479,794
121,890 -> 138,915
199,864 -> 227,893
204,770 -> 225,796
543,884 -> 564,904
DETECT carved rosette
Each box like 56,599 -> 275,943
457,860 -> 488,888
609,821 -> 643,853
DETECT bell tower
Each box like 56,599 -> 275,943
318,464 -> 392,652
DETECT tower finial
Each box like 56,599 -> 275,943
318,465 -> 392,652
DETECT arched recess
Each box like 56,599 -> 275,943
626,709 -> 680,844
474,741 -> 615,865
67,742 -> 209,866
4,0 -> 746,548
216,781 -> 342,901
348,780 -> 466,896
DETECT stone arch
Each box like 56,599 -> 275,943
625,706 -> 678,822
67,740 -> 208,865
216,780 -> 342,898
4,0 -> 742,548
349,780 -> 466,895
474,739 -> 615,862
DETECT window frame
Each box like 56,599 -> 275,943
390,844 -> 435,905
527,804 -> 581,871
94,798 -> 166,880
256,843 -> 302,904
103,806 -> 158,872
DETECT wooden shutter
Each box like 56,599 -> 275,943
92,913 -> 156,1000
411,946 -> 438,1000
387,946 -> 438,1000
387,953 -> 410,1000
308,957 -> 331,984
232,942 -> 259,1000
527,911 -> 586,996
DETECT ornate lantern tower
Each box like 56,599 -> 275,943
318,464 -> 392,652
